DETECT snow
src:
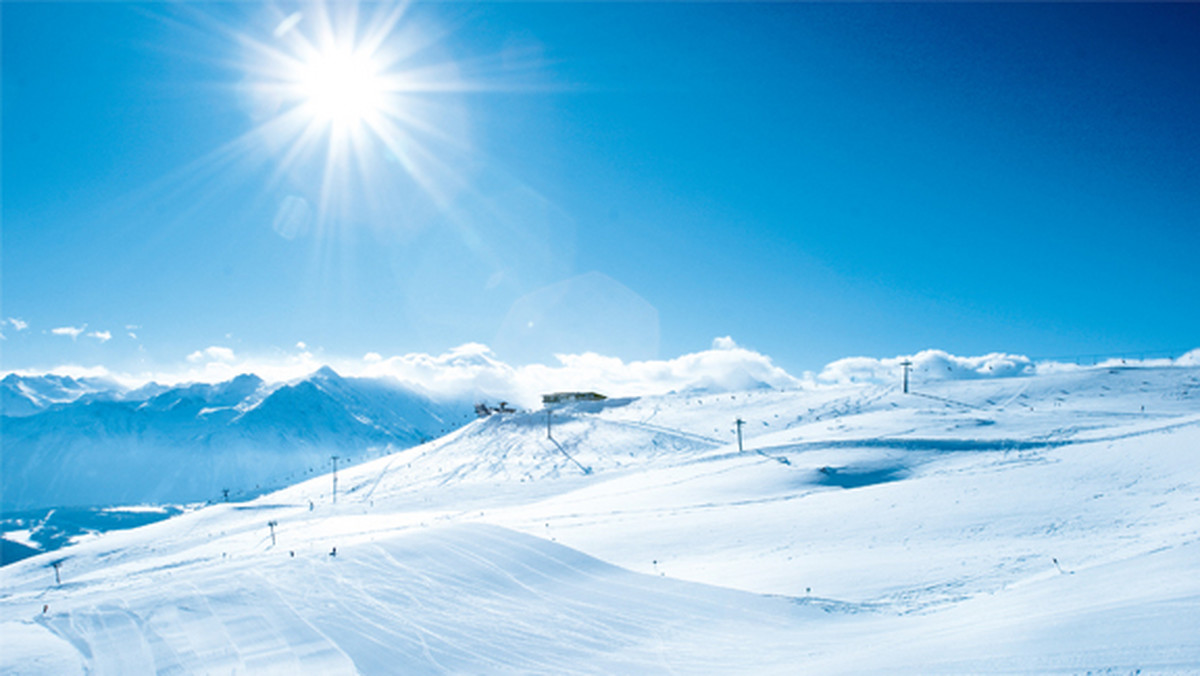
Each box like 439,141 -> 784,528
99,505 -> 173,514
1,363 -> 1198,673
1,368 -> 472,510
0,373 -> 122,417
0,622 -> 87,675
2,529 -> 39,550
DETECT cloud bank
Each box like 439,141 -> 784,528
187,346 -> 236,364
818,349 -> 1036,384
354,337 -> 801,406
815,348 -> 1200,385
29,338 -> 799,407
11,342 -> 1199,408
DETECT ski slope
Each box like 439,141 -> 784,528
3,364 -> 1199,673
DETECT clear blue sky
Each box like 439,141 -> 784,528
3,1 -> 1198,377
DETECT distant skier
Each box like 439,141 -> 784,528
330,546 -> 337,557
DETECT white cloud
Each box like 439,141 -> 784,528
87,330 -> 113,343
360,343 -> 520,400
711,336 -> 738,350
7,318 -> 29,331
51,325 -> 86,340
358,340 -> 801,407
186,346 -> 237,364
363,352 -> 383,363
818,349 -> 1036,385
810,348 -> 1200,385
6,364 -> 121,385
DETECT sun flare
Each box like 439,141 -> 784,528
296,48 -> 386,126
228,0 -> 485,236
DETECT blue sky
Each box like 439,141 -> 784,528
3,1 -> 1198,379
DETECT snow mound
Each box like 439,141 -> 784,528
4,524 -> 834,674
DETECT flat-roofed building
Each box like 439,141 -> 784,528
542,392 -> 606,405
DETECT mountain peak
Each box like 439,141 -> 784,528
310,365 -> 342,381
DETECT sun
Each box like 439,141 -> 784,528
295,48 -> 386,127
224,1 -> 486,237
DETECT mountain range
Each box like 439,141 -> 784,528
1,367 -> 474,510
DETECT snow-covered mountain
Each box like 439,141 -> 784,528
2,362 -> 1198,673
0,368 -> 473,510
0,374 -> 124,417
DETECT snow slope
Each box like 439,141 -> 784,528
2,364 -> 1198,673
